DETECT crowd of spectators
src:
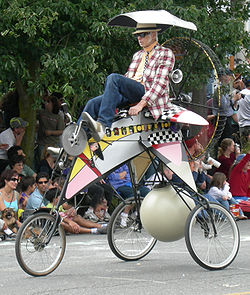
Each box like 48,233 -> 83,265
184,74 -> 250,218
0,73 -> 249,241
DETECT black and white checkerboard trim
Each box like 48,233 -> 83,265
144,105 -> 186,120
161,105 -> 186,120
148,130 -> 182,145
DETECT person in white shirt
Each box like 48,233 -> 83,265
0,117 -> 29,174
237,80 -> 250,147
0,117 -> 28,160
208,172 -> 247,220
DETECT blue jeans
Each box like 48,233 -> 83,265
81,74 -> 145,127
117,185 -> 150,199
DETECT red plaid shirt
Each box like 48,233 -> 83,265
125,44 -> 175,119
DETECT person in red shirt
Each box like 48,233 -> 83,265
229,153 -> 250,199
215,138 -> 240,179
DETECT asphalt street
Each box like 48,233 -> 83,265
1,220 -> 250,295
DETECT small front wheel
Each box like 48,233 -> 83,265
108,197 -> 157,261
185,202 -> 240,270
15,212 -> 66,276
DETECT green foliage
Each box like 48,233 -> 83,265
0,0 -> 248,112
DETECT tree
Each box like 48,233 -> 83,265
0,0 -> 248,165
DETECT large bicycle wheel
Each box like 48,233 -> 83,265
185,202 -> 239,270
163,37 -> 225,159
108,197 -> 157,261
15,212 -> 66,276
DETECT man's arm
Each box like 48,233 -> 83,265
128,99 -> 147,116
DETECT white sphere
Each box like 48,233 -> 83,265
140,185 -> 195,242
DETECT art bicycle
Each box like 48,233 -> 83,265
15,10 -> 239,276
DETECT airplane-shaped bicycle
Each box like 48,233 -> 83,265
15,10 -> 239,276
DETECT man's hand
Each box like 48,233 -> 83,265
193,160 -> 201,172
0,144 -> 9,150
119,171 -> 127,179
128,100 -> 147,116
233,91 -> 241,102
14,128 -> 25,145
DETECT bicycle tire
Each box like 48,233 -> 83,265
108,197 -> 157,261
15,212 -> 66,276
185,202 -> 240,270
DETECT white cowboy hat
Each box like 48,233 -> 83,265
132,23 -> 161,34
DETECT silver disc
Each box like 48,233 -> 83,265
61,123 -> 87,156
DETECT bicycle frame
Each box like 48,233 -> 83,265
55,107 -> 210,214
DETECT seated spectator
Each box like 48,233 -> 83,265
207,172 -> 247,220
51,176 -> 65,191
185,138 -> 204,158
172,159 -> 207,193
173,139 -> 207,191
198,155 -> 218,192
107,163 -> 150,199
107,164 -> 149,227
6,154 -> 25,181
18,176 -> 36,210
0,169 -> 22,233
45,188 -> 66,212
0,117 -> 29,173
215,138 -> 240,179
38,148 -> 56,177
87,182 -> 114,208
192,159 -> 207,192
26,172 -> 50,209
7,145 -> 36,178
84,190 -> 111,223
229,152 -> 250,200
46,188 -> 107,234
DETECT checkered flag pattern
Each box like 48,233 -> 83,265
148,130 -> 182,145
161,105 -> 186,121
144,105 -> 186,121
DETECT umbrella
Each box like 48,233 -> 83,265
107,10 -> 197,33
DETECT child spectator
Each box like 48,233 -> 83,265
18,176 -> 36,210
46,188 -> 108,234
84,192 -> 111,223
208,172 -> 247,220
51,176 -> 65,191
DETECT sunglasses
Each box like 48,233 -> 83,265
10,178 -> 19,183
38,180 -> 49,184
134,32 -> 151,38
